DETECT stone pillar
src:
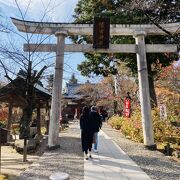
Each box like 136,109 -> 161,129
48,31 -> 68,149
134,31 -> 156,149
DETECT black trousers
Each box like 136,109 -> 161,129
81,130 -> 93,154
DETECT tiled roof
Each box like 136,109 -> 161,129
0,77 -> 51,104
63,83 -> 82,98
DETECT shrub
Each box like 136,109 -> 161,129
41,127 -> 47,135
108,107 -> 179,145
121,108 -> 143,142
152,108 -> 179,144
108,115 -> 124,130
0,121 -> 6,128
108,109 -> 143,142
0,175 -> 5,180
11,123 -> 20,134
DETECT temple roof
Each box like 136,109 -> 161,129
0,77 -> 51,107
63,83 -> 82,99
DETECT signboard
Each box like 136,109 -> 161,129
159,104 -> 167,120
93,17 -> 110,49
124,98 -> 131,118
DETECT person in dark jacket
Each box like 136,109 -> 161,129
80,106 -> 94,160
89,106 -> 102,153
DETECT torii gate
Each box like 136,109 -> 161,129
11,18 -> 179,150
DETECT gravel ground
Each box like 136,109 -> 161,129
1,142 -> 41,178
19,121 -> 84,180
102,123 -> 180,180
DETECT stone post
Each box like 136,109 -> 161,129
134,31 -> 156,149
48,31 -> 68,149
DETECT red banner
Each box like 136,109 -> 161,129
124,98 -> 131,118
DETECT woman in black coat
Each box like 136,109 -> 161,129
80,106 -> 93,160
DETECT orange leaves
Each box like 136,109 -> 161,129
0,109 -> 8,121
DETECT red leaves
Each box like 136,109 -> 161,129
0,109 -> 8,121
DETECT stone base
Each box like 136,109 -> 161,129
145,144 -> 157,151
47,144 -> 60,150
49,172 -> 69,180
15,138 -> 38,153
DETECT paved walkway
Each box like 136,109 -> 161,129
85,130 -> 151,180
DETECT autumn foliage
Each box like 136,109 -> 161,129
157,62 -> 180,93
108,107 -> 179,144
0,108 -> 8,121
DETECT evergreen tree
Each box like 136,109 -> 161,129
69,73 -> 78,84
47,74 -> 54,92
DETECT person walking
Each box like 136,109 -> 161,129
89,106 -> 102,153
80,106 -> 94,160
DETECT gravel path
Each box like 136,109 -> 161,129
102,123 -> 180,180
19,121 -> 84,180
1,143 -> 41,178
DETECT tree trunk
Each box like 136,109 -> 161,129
7,101 -> 13,131
7,101 -> 13,141
19,84 -> 34,139
113,100 -> 117,114
36,105 -> 41,135
19,105 -> 33,139
147,61 -> 157,108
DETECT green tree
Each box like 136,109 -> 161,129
72,0 -> 178,107
47,74 -> 54,93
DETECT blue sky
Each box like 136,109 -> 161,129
0,0 -> 101,87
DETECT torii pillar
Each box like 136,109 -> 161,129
134,31 -> 155,149
48,31 -> 67,149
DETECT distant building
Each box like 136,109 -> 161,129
63,83 -> 82,98
62,81 -> 90,121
